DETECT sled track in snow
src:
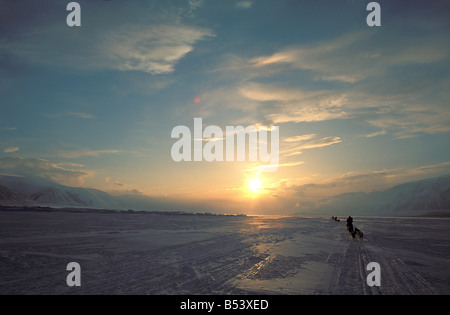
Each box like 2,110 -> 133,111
332,228 -> 437,295
365,236 -> 438,295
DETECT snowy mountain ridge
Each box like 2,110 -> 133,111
0,175 -> 121,209
313,174 -> 450,216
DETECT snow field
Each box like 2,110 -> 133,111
0,210 -> 449,295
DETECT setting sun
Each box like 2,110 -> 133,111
248,177 -> 263,193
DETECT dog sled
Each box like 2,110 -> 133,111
346,216 -> 363,240
331,216 -> 340,222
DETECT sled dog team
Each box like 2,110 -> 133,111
332,215 -> 364,240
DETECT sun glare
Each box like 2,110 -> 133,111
248,177 -> 263,194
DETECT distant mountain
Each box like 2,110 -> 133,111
0,175 -> 55,197
0,184 -> 24,204
0,175 -> 121,209
313,174 -> 450,216
0,175 -> 188,212
30,186 -> 88,207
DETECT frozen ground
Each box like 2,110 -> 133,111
0,209 -> 449,295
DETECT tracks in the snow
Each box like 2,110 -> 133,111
332,228 -> 437,295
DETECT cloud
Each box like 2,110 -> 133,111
362,130 -> 387,138
250,31 -> 449,83
250,32 -> 368,83
101,25 -> 214,74
284,151 -> 303,157
278,161 -> 304,167
283,135 -> 317,143
280,134 -> 342,158
366,105 -> 450,138
294,137 -> 342,150
0,156 -> 94,186
236,1 -> 253,9
267,110 -> 346,124
1,2 -> 214,75
189,0 -> 204,11
3,147 -> 19,153
285,161 -> 450,198
406,161 -> 450,178
102,178 -> 143,196
198,24 -> 448,140
237,68 -> 450,137
239,82 -> 314,102
227,27 -> 450,134
55,149 -> 124,159
239,82 -> 349,124
47,112 -> 95,119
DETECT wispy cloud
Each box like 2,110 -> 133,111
367,107 -> 450,138
237,132 -> 334,173
216,27 -> 450,137
47,112 -> 95,119
114,181 -> 127,187
276,161 -> 450,203
55,149 -> 124,159
294,137 -> 342,150
1,2 -> 214,75
282,135 -> 342,157
3,147 -> 20,153
362,130 -> 387,138
236,1 -> 253,9
101,25 -> 214,74
238,82 -> 349,124
189,0 -> 204,11
0,156 -> 94,186
239,82 -> 315,102
283,135 -> 317,142
250,31 -> 449,83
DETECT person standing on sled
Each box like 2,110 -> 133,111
346,216 -> 354,233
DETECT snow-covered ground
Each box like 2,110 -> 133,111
0,209 -> 449,295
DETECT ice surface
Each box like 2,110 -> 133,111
0,209 -> 449,295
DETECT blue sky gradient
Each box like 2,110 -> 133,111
1,0 -> 449,213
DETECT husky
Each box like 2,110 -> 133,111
348,224 -> 363,240
353,227 -> 364,240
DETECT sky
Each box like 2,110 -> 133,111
1,0 -> 449,214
